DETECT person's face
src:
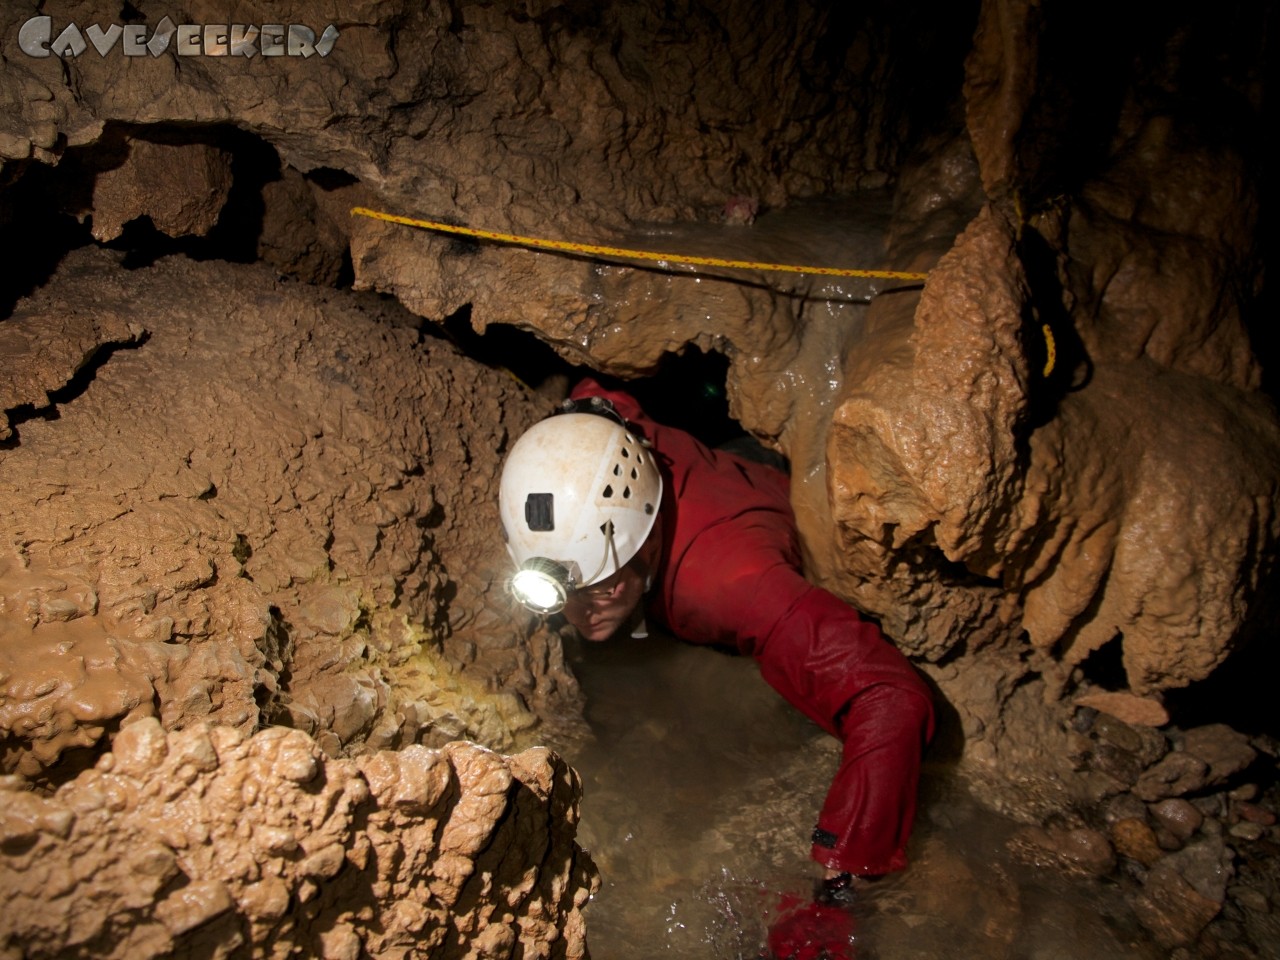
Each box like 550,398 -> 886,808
562,523 -> 661,641
562,559 -> 649,641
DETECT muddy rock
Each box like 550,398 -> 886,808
2,2 -> 1274,812
1074,691 -> 1170,728
1134,726 -> 1259,803
0,247 -> 576,778
1010,822 -> 1116,878
1104,792 -> 1150,826
1135,752 -> 1212,803
1130,868 -> 1223,950
0,305 -> 144,442
0,6 -> 1274,956
0,719 -> 596,959
1112,818 -> 1164,868
963,0 -> 1039,196
89,138 -> 233,243
258,167 -> 356,287
1182,725 -> 1259,785
1130,837 -> 1235,949
1150,798 -> 1205,842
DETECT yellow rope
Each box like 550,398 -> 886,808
350,206 -> 929,282
1041,323 -> 1057,377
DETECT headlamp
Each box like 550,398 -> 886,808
511,557 -> 574,614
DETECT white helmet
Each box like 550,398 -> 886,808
499,398 -> 663,614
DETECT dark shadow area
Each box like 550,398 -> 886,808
1074,633 -> 1129,692
0,333 -> 150,448
435,307 -> 769,459
1017,224 -> 1092,429
1163,612 -> 1280,740
0,122 -> 286,312
438,304 -> 584,394
0,163 -> 96,320
615,348 -> 741,449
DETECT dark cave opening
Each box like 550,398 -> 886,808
439,303 -> 767,455
0,122 -> 356,318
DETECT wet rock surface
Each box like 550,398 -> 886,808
1052,707 -> 1278,953
0,718 -> 595,959
567,630 -> 1280,959
0,0 -> 1275,957
3,0 -> 1271,727
0,247 -> 581,780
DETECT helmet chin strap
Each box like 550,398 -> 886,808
580,519 -> 620,589
630,548 -> 657,640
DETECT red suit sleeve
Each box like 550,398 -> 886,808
569,377 -> 934,876
673,521 -> 934,876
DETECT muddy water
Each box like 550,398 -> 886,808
560,628 -> 1164,960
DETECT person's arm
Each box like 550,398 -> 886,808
758,580 -> 934,876
669,512 -> 934,877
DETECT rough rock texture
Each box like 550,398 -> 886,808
0,718 -> 596,959
1010,705 -> 1280,952
814,0 -> 1273,778
89,138 -> 233,243
0,0 -> 965,230
0,246 -> 579,782
0,0 -> 1275,954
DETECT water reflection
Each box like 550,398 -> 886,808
559,628 -> 1164,959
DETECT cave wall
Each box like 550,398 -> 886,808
0,241 -> 596,952
0,246 -> 586,778
1,719 -> 594,959
818,0 -> 1275,801
0,0 -> 1275,954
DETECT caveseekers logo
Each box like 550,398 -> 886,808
17,16 -> 339,58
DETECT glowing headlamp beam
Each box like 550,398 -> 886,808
511,562 -> 570,614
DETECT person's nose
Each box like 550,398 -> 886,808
583,580 -> 621,604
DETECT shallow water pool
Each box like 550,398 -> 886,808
558,628 -> 1165,959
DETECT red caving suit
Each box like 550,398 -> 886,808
572,380 -> 934,876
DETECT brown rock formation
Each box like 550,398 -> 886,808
0,0 -> 1274,955
0,719 -> 595,959
89,138 -> 233,243
0,246 -> 578,782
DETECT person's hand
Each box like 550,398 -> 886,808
764,892 -> 857,960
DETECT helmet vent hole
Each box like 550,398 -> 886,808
623,486 -> 631,499
613,464 -> 621,476
602,484 -> 613,498
630,467 -> 638,480
621,447 -> 630,459
637,453 -> 645,465
625,433 -> 635,443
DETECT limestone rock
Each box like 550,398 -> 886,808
1129,838 -> 1234,949
0,0 -> 1272,885
1182,724 -> 1259,784
90,139 -> 233,242
0,247 -> 575,778
1074,691 -> 1170,728
1149,798 -> 1205,842
0,719 -> 597,959
1111,818 -> 1163,868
